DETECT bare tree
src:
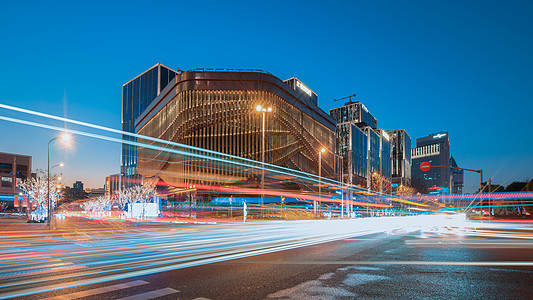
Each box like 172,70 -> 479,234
370,172 -> 391,194
115,179 -> 157,219
395,184 -> 417,196
81,195 -> 113,217
18,170 -> 62,221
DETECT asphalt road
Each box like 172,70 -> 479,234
3,216 -> 533,299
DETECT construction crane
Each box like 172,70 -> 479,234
333,93 -> 357,104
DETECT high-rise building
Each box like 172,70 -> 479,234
376,129 -> 392,180
330,100 -> 391,190
362,126 -> 380,188
73,181 -> 84,193
388,129 -> 412,188
336,123 -> 367,186
330,101 -> 377,129
411,132 -> 451,193
122,63 -> 178,177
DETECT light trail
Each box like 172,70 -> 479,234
0,115 -> 371,198
0,215 -> 462,299
0,105 -> 433,212
0,104 -> 354,191
406,192 -> 533,201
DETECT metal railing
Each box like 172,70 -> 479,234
186,68 -> 272,75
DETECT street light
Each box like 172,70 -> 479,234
330,152 -> 344,217
256,105 -> 272,216
48,133 -> 70,228
317,147 -> 326,215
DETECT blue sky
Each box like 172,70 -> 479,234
1,0 -> 532,192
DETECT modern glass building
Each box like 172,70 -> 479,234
330,100 -> 391,190
376,129 -> 392,180
411,132 -> 451,193
122,63 -> 178,177
388,129 -> 412,187
336,123 -> 367,186
364,126 -> 380,187
330,101 -> 377,129
134,69 -> 336,193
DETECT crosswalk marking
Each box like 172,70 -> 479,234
116,287 -> 180,300
40,280 -> 149,300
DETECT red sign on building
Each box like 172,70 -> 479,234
420,161 -> 431,172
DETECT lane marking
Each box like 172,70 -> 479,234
41,280 -> 149,300
116,288 -> 179,300
236,260 -> 533,266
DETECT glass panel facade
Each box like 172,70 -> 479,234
330,101 -> 377,129
122,64 -> 177,176
390,129 -> 412,184
335,123 -> 367,186
381,135 -> 391,179
366,127 -> 380,175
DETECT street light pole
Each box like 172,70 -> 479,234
47,134 -> 70,228
256,105 -> 272,217
318,147 -> 326,216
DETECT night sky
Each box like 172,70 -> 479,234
1,0 -> 531,192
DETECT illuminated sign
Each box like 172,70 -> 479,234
433,133 -> 447,139
382,131 -> 390,141
361,103 -> 368,112
296,80 -> 312,96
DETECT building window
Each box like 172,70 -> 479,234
2,177 -> 12,188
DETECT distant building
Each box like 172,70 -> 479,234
63,181 -> 87,200
0,152 -> 31,195
330,100 -> 390,190
375,129 -> 392,181
105,174 -> 122,196
122,63 -> 178,177
450,156 -> 464,194
0,152 -> 32,208
388,129 -> 412,189
411,132 -> 451,193
330,100 -> 377,129
336,123 -> 367,186
362,126 -> 380,188
87,188 -> 106,198
73,181 -> 84,193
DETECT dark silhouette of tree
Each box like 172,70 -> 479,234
505,181 -> 527,192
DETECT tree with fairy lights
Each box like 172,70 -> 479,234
115,179 -> 157,219
18,170 -> 62,221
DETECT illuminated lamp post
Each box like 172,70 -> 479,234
256,105 -> 272,217
331,152 -> 344,217
48,133 -> 70,228
317,147 -> 326,215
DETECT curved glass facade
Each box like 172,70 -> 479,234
135,71 -> 336,192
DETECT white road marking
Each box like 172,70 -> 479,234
116,287 -> 179,300
41,280 -> 149,300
